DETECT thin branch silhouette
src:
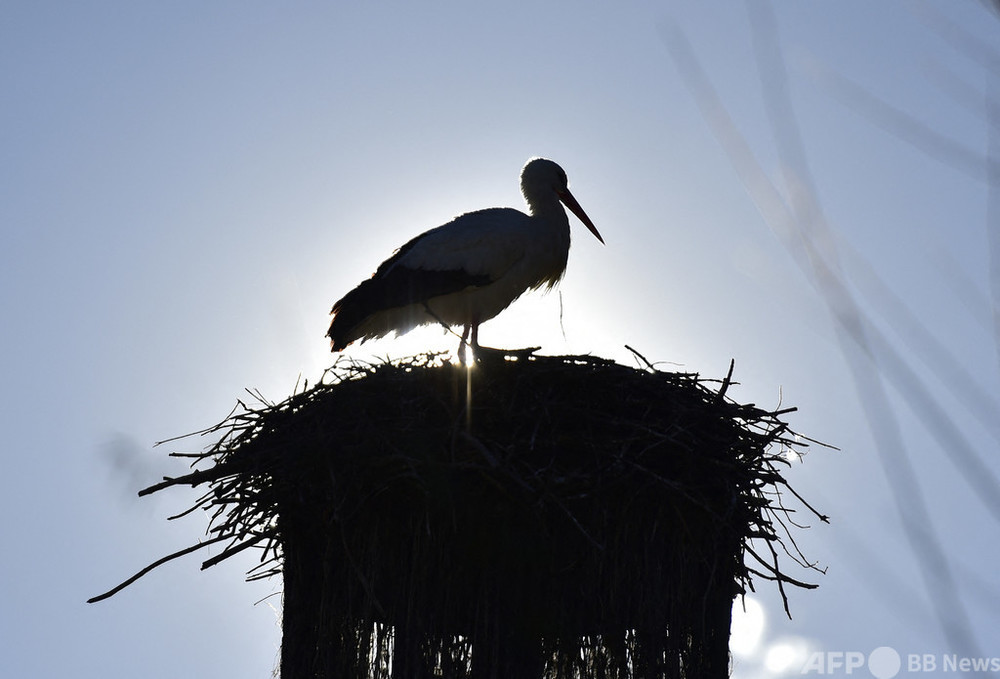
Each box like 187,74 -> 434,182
663,9 -> 998,660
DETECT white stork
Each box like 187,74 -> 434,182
327,157 -> 604,354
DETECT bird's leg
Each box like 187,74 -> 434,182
457,321 -> 488,365
458,323 -> 473,365
469,323 -> 480,351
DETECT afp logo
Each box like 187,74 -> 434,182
801,647 -> 901,678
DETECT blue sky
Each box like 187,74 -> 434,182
3,2 -> 999,677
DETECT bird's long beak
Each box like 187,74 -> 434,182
558,189 -> 605,245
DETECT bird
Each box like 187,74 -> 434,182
327,157 -> 604,355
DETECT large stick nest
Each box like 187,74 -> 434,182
92,350 -> 828,678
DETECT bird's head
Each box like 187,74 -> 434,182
521,158 -> 605,244
520,157 -> 569,199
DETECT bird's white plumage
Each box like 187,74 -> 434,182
327,158 -> 603,352
398,208 -> 541,281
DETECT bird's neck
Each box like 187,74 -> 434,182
526,196 -> 569,225
529,200 -> 571,254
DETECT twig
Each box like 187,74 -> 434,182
87,534 -> 230,604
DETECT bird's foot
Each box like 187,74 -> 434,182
469,345 -> 541,364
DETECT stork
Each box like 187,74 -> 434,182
327,158 -> 604,356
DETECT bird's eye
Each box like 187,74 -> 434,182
557,169 -> 568,188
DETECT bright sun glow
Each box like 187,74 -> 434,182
730,596 -> 766,658
332,288 -> 585,366
764,637 -> 815,674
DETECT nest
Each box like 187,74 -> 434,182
91,350 -> 828,679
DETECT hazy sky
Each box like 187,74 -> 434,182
3,2 -> 999,677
